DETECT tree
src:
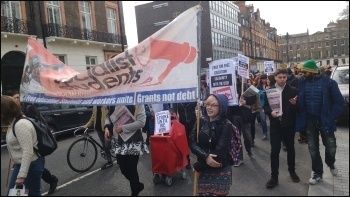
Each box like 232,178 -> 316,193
337,2 -> 349,28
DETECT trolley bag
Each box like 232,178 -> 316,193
150,120 -> 189,175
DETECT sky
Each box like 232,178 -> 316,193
122,1 -> 348,48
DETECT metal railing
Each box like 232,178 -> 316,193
43,23 -> 127,45
1,16 -> 37,35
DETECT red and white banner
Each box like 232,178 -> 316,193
20,5 -> 202,105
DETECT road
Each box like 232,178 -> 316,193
1,121 -> 348,196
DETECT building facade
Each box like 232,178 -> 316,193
235,1 -> 281,72
135,1 -> 242,69
279,20 -> 349,67
1,1 -> 127,94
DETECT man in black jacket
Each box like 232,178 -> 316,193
263,69 -> 299,188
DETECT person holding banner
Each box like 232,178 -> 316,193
190,94 -> 233,196
104,105 -> 148,196
263,69 -> 299,188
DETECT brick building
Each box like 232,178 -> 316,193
135,1 -> 242,69
279,20 -> 349,67
1,1 -> 127,94
235,1 -> 281,72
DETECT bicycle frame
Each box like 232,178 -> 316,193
74,127 -> 104,150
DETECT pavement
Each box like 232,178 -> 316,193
307,121 -> 349,196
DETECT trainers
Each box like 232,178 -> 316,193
101,162 -> 113,170
309,174 -> 322,185
48,175 -> 58,194
330,166 -> 338,176
233,160 -> 244,167
290,171 -> 300,182
266,177 -> 278,188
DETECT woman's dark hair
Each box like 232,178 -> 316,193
8,90 -> 20,97
1,95 -> 23,125
258,74 -> 268,87
267,74 -> 276,87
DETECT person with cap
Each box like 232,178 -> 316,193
296,60 -> 344,185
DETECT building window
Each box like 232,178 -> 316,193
341,40 -> 345,45
333,40 -> 337,46
54,54 -> 66,64
106,8 -> 117,34
80,1 -> 92,30
342,59 -> 346,64
297,45 -> 300,50
341,49 -> 345,55
318,43 -> 322,48
289,46 -> 293,51
333,49 -> 337,56
325,42 -> 329,47
303,37 -> 307,43
46,1 -> 61,24
326,59 -> 330,65
310,43 -> 314,49
1,1 -> 21,19
303,45 -> 307,50
86,56 -> 97,70
325,35 -> 329,39
318,35 -> 321,40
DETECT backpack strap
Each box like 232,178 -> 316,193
12,117 -> 23,138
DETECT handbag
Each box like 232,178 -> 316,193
8,185 -> 29,196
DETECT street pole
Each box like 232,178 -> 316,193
38,2 -> 47,48
117,1 -> 125,52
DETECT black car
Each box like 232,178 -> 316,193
331,64 -> 349,119
1,104 -> 92,145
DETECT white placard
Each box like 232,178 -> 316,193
154,110 -> 171,135
238,54 -> 249,79
208,59 -> 238,106
264,61 -> 275,74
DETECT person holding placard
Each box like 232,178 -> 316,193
263,69 -> 299,188
190,94 -> 233,196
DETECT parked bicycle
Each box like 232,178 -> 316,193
67,127 -> 116,172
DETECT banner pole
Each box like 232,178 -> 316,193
193,5 -> 202,196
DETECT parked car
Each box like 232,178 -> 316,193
331,64 -> 349,120
1,104 -> 92,145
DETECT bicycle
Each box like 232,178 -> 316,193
67,127 -> 116,172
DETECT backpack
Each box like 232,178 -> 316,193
13,105 -> 57,157
226,119 -> 242,165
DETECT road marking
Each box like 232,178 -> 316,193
42,160 -> 118,196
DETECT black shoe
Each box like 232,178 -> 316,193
248,151 -> 253,158
132,182 -> 144,196
266,177 -> 278,188
290,171 -> 300,182
101,162 -> 113,170
48,175 -> 58,194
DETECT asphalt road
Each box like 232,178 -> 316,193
1,121 -> 348,196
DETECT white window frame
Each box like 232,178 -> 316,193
318,43 -> 322,48
106,8 -> 117,34
80,1 -> 92,30
325,42 -> 329,47
46,1 -> 61,25
310,43 -> 314,49
2,1 -> 21,19
333,40 -> 337,46
54,54 -> 66,64
86,56 -> 97,70
340,40 -> 345,45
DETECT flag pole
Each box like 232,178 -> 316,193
193,4 -> 202,197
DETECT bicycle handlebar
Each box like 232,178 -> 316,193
73,127 -> 89,137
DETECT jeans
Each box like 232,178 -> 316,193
8,156 -> 45,196
306,116 -> 337,177
270,121 -> 295,178
232,115 -> 252,161
97,130 -> 112,162
41,168 -> 53,184
117,154 -> 142,195
259,111 -> 268,136
250,112 -> 258,142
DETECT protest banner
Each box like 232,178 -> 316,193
208,59 -> 238,106
20,5 -> 202,106
154,110 -> 171,135
264,61 -> 275,74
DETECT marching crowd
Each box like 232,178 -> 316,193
1,59 -> 344,196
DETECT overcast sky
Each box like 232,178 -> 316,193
122,1 -> 347,48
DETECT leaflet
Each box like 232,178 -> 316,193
266,88 -> 282,116
109,106 -> 135,141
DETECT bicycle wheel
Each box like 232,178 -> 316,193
67,138 -> 97,172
